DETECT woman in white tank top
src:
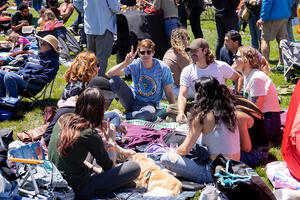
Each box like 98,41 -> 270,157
161,77 -> 240,183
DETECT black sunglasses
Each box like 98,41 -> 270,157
139,50 -> 152,55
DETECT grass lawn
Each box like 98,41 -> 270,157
1,3 -> 299,198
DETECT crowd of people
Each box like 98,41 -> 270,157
0,0 -> 297,199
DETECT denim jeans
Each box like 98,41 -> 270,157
248,13 -> 261,50
287,19 -> 295,42
109,76 -> 156,121
0,71 -> 42,98
104,111 -> 120,126
164,18 -> 181,41
240,147 -> 269,168
160,153 -> 213,183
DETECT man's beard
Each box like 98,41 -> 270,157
191,55 -> 198,64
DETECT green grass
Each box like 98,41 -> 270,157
1,4 -> 299,198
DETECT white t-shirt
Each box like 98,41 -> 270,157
180,60 -> 234,92
244,69 -> 280,113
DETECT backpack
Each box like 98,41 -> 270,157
210,154 -> 276,200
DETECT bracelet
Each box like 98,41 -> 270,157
107,146 -> 116,152
123,61 -> 128,67
178,111 -> 184,114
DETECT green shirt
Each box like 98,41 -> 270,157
48,122 -> 113,192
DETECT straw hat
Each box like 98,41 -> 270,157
36,35 -> 60,53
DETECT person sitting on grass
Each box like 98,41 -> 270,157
160,76 -> 240,183
0,35 -> 59,98
234,95 -> 270,167
48,87 -> 140,199
163,28 -> 193,99
10,3 -> 33,35
232,46 -> 281,142
106,39 -> 175,121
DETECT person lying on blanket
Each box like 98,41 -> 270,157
48,87 -> 141,199
0,34 -> 59,98
106,39 -> 176,121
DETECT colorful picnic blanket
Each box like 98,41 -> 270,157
124,119 -> 180,130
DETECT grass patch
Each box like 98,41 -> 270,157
2,3 -> 300,197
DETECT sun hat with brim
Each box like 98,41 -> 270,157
87,77 -> 115,99
185,38 -> 209,52
36,34 -> 61,53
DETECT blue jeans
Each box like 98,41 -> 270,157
0,71 -> 42,98
109,76 -> 156,121
248,13 -> 261,50
240,147 -> 269,168
164,18 -> 181,41
104,111 -> 120,126
160,153 -> 213,183
287,19 -> 295,42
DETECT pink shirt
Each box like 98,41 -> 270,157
17,36 -> 30,46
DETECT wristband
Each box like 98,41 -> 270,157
107,146 -> 116,152
123,61 -> 128,67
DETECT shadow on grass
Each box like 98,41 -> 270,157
21,98 -> 59,112
269,59 -> 279,66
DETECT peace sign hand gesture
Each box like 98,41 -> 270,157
124,45 -> 138,66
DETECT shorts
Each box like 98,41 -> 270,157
261,18 -> 289,41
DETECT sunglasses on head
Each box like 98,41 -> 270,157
139,50 -> 152,55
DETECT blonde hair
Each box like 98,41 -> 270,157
44,9 -> 57,21
238,46 -> 270,75
64,52 -> 98,83
171,28 -> 191,63
5,32 -> 19,43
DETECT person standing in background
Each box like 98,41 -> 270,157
84,0 -> 119,77
256,0 -> 293,69
178,0 -> 205,39
287,0 -> 299,42
212,0 -> 240,60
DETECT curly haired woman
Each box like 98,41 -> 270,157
60,51 -> 99,100
161,77 -> 240,183
163,28 -> 193,98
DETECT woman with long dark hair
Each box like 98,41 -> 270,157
161,77 -> 240,183
48,88 -> 140,199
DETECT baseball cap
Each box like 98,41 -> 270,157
87,77 -> 115,99
185,38 -> 209,52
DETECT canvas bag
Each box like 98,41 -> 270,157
210,154 -> 276,200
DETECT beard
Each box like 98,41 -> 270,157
191,55 -> 198,64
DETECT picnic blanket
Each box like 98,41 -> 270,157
124,119 -> 180,130
95,187 -> 196,200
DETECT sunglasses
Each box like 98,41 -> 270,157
21,10 -> 29,13
39,41 -> 48,46
139,50 -> 152,55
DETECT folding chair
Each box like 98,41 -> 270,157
280,39 -> 300,83
19,77 -> 56,107
8,141 -> 74,199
